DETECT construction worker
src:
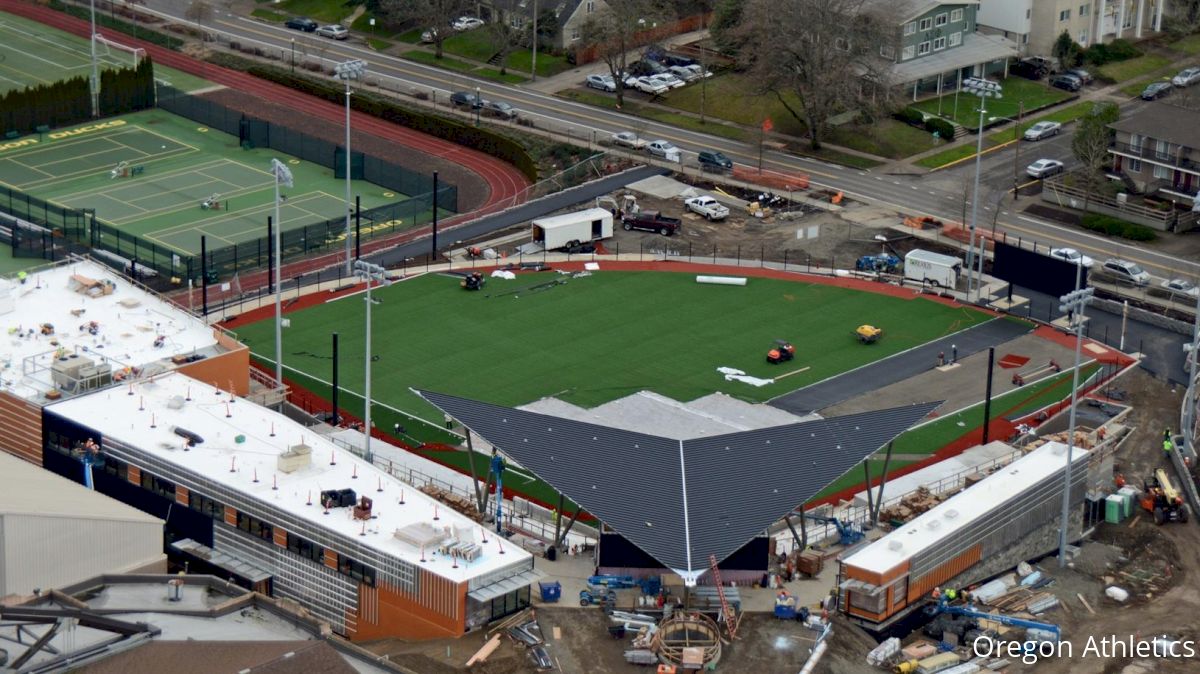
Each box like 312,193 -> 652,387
1164,428 -> 1173,442
1164,437 -> 1174,457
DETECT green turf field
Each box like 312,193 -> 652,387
237,271 -> 994,428
0,108 -> 406,255
0,246 -> 37,275
0,12 -> 209,93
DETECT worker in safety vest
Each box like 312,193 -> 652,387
1164,438 -> 1174,457
943,588 -> 958,603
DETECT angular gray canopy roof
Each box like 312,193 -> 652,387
417,390 -> 940,584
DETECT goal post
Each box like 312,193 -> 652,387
93,33 -> 146,69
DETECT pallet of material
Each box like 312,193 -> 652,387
624,650 -> 658,665
418,485 -> 484,522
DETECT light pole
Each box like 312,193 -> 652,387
1056,269 -> 1093,568
962,77 -> 1003,303
89,0 -> 100,117
335,59 -> 365,277
290,38 -> 295,73
475,85 -> 482,127
270,159 -> 295,386
353,260 -> 389,464
531,0 -> 538,82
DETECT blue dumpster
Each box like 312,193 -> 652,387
538,581 -> 562,603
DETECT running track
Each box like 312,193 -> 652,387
0,0 -> 531,298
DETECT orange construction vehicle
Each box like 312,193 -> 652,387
1141,469 -> 1190,525
767,340 -> 796,364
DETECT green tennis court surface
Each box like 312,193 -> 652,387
0,11 -> 209,93
0,109 -> 404,255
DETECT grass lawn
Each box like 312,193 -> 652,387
915,142 -> 987,169
983,100 -> 1097,145
559,89 -> 749,141
395,28 -> 424,44
402,49 -> 477,72
912,78 -> 1072,129
251,8 -> 288,22
367,37 -> 392,51
827,119 -> 937,160
275,0 -> 355,24
1098,54 -> 1172,82
439,30 -> 572,78
1171,34 -> 1200,54
659,74 -> 806,137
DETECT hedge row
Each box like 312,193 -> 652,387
247,65 -> 538,182
893,107 -> 956,139
1083,39 -> 1141,67
1080,213 -> 1157,241
1,57 -> 154,135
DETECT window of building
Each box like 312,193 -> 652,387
338,554 -> 376,586
1079,30 -> 1089,45
951,8 -> 963,22
236,511 -> 273,542
933,36 -> 946,51
1156,139 -> 1173,159
102,455 -> 127,480
1130,134 -> 1143,152
935,12 -> 948,27
1060,9 -> 1071,21
509,16 -> 523,29
1128,157 -> 1142,172
919,17 -> 933,31
904,21 -> 916,36
586,0 -> 594,12
880,44 -> 895,59
949,31 -> 962,47
901,45 -> 915,60
917,41 -> 931,56
1080,4 -> 1090,15
189,492 -> 223,521
141,471 -> 175,500
1026,9 -> 1031,19
570,28 -> 579,41
1154,164 -> 1173,180
286,532 -> 324,564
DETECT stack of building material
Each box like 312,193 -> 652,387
878,487 -> 944,524
419,485 -> 485,522
624,650 -> 658,665
1025,430 -> 1093,451
866,637 -> 900,666
797,550 -> 823,576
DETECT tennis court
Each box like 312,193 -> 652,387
0,11 -> 210,93
0,108 -> 405,255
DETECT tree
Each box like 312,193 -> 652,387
1052,30 -> 1081,70
709,0 -> 743,53
184,0 -> 214,38
738,0 -> 896,150
486,1 -> 522,75
1071,101 -> 1120,213
378,0 -> 472,59
579,0 -> 670,109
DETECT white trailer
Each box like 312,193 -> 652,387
904,249 -> 962,288
531,208 -> 614,250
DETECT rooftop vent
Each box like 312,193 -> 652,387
944,509 -> 959,520
277,443 -> 312,473
167,395 -> 186,410
924,519 -> 941,531
887,540 -> 903,551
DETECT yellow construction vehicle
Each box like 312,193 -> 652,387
1140,469 -> 1190,525
855,325 -> 883,344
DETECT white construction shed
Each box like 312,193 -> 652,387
531,208 -> 614,250
0,452 -> 164,599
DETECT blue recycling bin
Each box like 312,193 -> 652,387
538,581 -> 562,603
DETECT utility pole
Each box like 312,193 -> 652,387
353,260 -> 390,464
1057,266 -> 1093,568
1012,101 -> 1023,201
962,78 -> 1003,303
335,60 -> 365,277
531,0 -> 538,82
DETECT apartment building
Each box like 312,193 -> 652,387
1109,101 -> 1200,199
978,0 -> 1165,57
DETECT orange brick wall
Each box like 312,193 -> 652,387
175,485 -> 190,506
224,505 -> 237,527
349,568 -> 465,641
177,331 -> 250,396
127,465 -> 141,485
273,527 -> 288,548
0,392 -> 43,465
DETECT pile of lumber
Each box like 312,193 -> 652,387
1025,430 -> 1093,451
418,485 -> 484,522
879,487 -> 944,524
987,589 -> 1057,613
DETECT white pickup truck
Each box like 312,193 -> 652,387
684,196 -> 730,221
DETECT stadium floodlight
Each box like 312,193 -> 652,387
353,259 -> 390,464
271,158 -> 294,387
961,78 -> 1003,303
1056,272 -> 1093,568
335,59 -> 366,276
89,0 -> 99,118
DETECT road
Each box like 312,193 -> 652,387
143,0 -> 1198,281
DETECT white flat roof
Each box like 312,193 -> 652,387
843,441 -> 1086,575
531,207 -> 612,229
0,259 -> 222,403
0,451 -> 161,524
47,372 -> 530,583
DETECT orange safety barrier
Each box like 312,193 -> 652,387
731,166 -> 810,191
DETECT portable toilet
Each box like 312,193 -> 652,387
1105,494 -> 1124,523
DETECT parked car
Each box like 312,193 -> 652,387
660,53 -> 697,68
1102,258 -> 1151,285
676,64 -> 712,80
315,24 -> 348,40
1142,81 -> 1173,100
585,74 -> 616,92
1049,74 -> 1082,92
1024,56 -> 1060,73
632,77 -> 670,95
668,65 -> 701,82
622,210 -> 682,235
420,27 -> 443,43
1026,158 -> 1064,179
1049,247 -> 1094,268
1011,59 -> 1049,80
1162,279 -> 1200,297
1024,121 -> 1062,141
610,131 -> 646,150
684,196 -> 730,221
1066,68 -> 1094,84
452,16 -> 484,31
646,140 -> 679,159
482,100 -> 517,119
1173,67 -> 1200,87
629,60 -> 667,77
285,16 -> 318,32
648,73 -> 686,89
449,91 -> 485,109
697,150 -> 733,172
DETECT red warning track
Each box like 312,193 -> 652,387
1,0 -> 531,294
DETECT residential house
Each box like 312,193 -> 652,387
977,0 -> 1165,57
1108,102 -> 1200,200
477,0 -> 609,50
867,0 -> 1018,100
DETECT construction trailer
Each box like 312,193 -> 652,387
904,249 -> 962,288
838,442 -> 1089,632
530,208 -> 614,251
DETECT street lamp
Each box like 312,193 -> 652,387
89,0 -> 99,117
475,85 -> 482,127
1056,270 -> 1093,568
962,77 -> 1003,303
270,159 -> 295,387
290,38 -> 296,73
353,259 -> 390,464
335,59 -> 366,277
989,104 -> 1026,203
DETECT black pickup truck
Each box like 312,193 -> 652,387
621,210 -> 681,236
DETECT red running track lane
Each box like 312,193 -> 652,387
1,1 -> 530,298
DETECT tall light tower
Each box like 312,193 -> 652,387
353,259 -> 389,464
270,159 -> 294,386
89,0 -> 100,117
335,59 -> 366,276
962,77 -> 1003,302
1056,268 -> 1093,568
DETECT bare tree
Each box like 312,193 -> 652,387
579,0 -> 670,109
739,0 -> 895,150
378,0 -> 472,59
486,1 -> 522,75
1071,101 -> 1119,213
185,0 -> 214,38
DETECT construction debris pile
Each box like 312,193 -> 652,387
417,485 -> 484,522
878,487 -> 945,525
